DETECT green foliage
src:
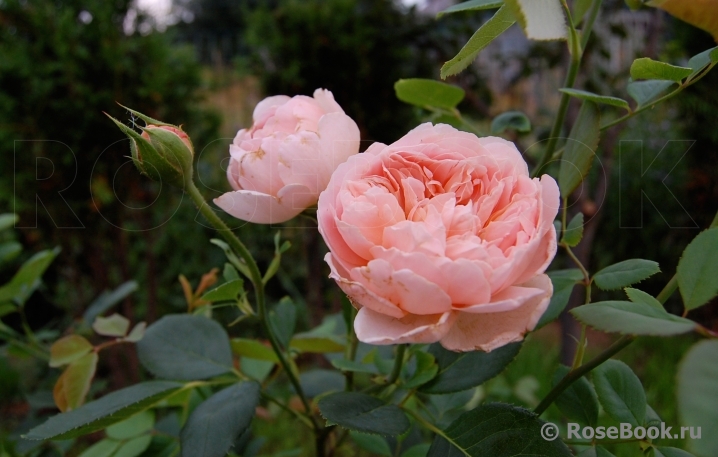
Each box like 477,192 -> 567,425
559,101 -> 601,198
437,0 -> 504,17
677,340 -> 718,457
269,297 -> 297,349
350,432 -> 392,456
92,314 -> 131,337
180,382 -> 259,457
0,248 -> 60,307
553,365 -> 599,426
593,259 -> 660,290
82,282 -> 139,325
49,335 -> 93,368
627,80 -> 675,106
490,111 -> 532,134
677,228 -> 718,310
200,279 -> 245,303
630,58 -> 692,82
562,213 -> 584,247
24,381 -> 184,440
537,269 -> 584,328
571,301 -> 696,336
318,392 -> 410,436
441,6 -> 516,78
559,89 -> 630,110
395,79 -> 466,110
403,351 -> 439,389
427,403 -> 572,457
592,360 -> 646,427
136,315 -> 234,380
420,342 -> 521,394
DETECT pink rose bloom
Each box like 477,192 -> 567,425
318,123 -> 559,352
215,89 -> 360,224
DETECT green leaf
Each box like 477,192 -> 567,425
200,279 -> 244,303
427,403 -> 573,457
593,259 -> 660,290
558,101 -> 600,198
350,432 -> 392,457
222,263 -> 239,282
490,111 -> 531,134
653,447 -> 697,457
240,357 -> 274,382
318,392 -> 410,436
577,447 -> 616,457
113,435 -> 152,457
537,269 -> 584,328
137,436 -> 179,457
592,360 -> 646,427
687,46 -> 718,79
572,0 -> 593,23
210,239 -> 251,279
401,443 -> 432,457
180,382 -> 259,457
625,287 -> 663,310
83,281 -> 139,325
677,340 -> 718,457
0,247 -> 60,306
505,0 -> 568,41
562,213 -> 584,247
78,439 -> 122,457
630,58 -> 692,82
553,365 -> 599,426
441,6 -> 516,79
0,213 -> 19,232
627,80 -> 674,107
290,336 -> 345,353
559,88 -> 630,110
331,359 -> 379,374
54,352 -> 98,412
93,314 -> 130,337
231,338 -> 278,362
395,79 -> 465,110
677,228 -> 718,311
24,381 -> 184,440
50,335 -> 94,368
0,241 -> 22,265
124,322 -> 147,343
136,315 -> 233,380
420,342 -> 521,394
269,297 -> 296,349
404,351 -> 439,389
571,301 -> 695,336
106,410 -> 154,440
437,0 -> 503,17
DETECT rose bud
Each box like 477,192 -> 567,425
106,107 -> 194,189
214,89 -> 360,224
318,123 -> 560,352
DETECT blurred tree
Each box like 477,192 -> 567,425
242,0 -> 433,144
0,0 -> 221,330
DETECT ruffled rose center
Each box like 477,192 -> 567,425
338,149 -> 541,262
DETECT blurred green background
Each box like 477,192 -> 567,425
1,0 -> 716,455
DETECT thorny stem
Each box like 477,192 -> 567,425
535,265 -> 688,416
387,344 -> 407,385
535,334 -> 634,415
185,181 -> 320,435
